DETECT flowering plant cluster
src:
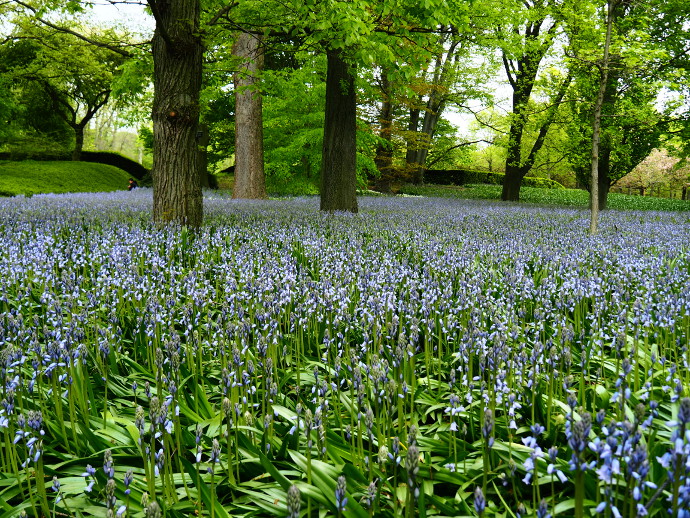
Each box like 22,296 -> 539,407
0,191 -> 689,517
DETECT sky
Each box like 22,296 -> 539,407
88,0 -> 154,35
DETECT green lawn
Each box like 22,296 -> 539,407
0,160 -> 132,196
400,183 -> 690,211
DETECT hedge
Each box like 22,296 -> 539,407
424,169 -> 565,190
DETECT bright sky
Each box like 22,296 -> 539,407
87,0 -> 154,36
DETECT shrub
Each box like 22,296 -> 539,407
424,169 -> 565,189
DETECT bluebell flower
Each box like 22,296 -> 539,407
474,487 -> 486,516
287,484 -> 301,518
335,475 -> 347,512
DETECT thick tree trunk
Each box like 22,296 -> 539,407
72,124 -> 85,161
150,0 -> 203,227
499,15 -> 556,202
502,114 -> 527,201
374,71 -> 394,194
233,32 -> 267,199
502,163 -> 524,201
320,50 -> 358,213
405,107 -> 422,183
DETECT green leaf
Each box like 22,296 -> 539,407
180,458 -> 231,518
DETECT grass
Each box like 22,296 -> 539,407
0,160 -> 132,196
400,183 -> 690,211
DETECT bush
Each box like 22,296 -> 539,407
266,176 -> 319,196
424,169 -> 565,189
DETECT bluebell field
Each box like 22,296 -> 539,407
1,190 -> 690,517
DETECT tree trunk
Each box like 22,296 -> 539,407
374,70 -> 394,194
597,140 -> 611,210
406,107 -> 422,183
233,32 -> 267,199
590,0 -> 615,235
320,50 -> 358,213
72,123 -> 85,161
502,163 -> 523,201
412,108 -> 442,183
502,116 -> 527,201
150,0 -> 203,227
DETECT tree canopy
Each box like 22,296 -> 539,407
1,0 -> 689,222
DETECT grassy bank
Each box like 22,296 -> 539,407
0,160 -> 131,196
400,183 -> 690,211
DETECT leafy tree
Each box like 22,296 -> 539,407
494,0 -> 569,201
0,23 -> 124,159
261,56 -> 325,193
276,0 -> 470,211
563,0 -> 690,222
404,32 -> 490,183
616,148 -> 690,197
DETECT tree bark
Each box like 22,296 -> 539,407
502,164 -> 523,201
149,0 -> 203,227
374,70 -> 394,193
500,17 -> 557,202
72,123 -> 85,161
590,0 -> 616,235
405,106 -> 422,183
320,50 -> 358,213
233,32 -> 267,199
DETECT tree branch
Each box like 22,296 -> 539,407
146,0 -> 173,48
10,0 -> 134,57
206,1 -> 239,27
502,53 -> 517,90
426,140 -> 494,168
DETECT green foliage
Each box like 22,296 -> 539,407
565,72 -> 665,188
425,169 -> 565,189
0,16 -> 131,157
266,176 -> 320,196
262,60 -> 326,184
0,160 -> 132,195
401,182 -> 690,211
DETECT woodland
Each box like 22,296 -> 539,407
0,0 -> 689,230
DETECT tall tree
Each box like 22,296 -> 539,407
320,49 -> 358,211
496,0 -> 565,201
232,31 -> 267,199
5,0 -> 206,226
405,34 -> 461,184
587,0 -> 616,234
1,23 -> 124,160
148,0 -> 203,226
564,0 -> 689,212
